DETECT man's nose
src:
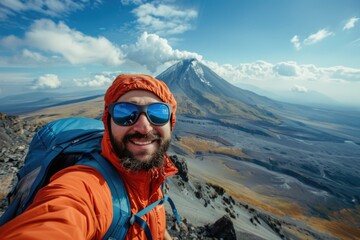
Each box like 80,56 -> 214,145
132,113 -> 153,134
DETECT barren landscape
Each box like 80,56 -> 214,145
1,59 -> 360,239
171,114 -> 360,240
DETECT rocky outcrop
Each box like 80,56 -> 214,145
166,213 -> 237,240
0,113 -> 42,148
0,113 -> 43,213
169,155 -> 189,182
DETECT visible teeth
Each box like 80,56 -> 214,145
133,141 -> 152,145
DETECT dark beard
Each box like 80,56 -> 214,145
112,132 -> 171,172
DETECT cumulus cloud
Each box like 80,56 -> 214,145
343,17 -> 359,30
290,35 -> 301,50
273,62 -> 299,77
303,28 -> 334,45
290,85 -> 308,93
292,28 -> 334,50
122,32 -> 202,72
1,22 -> 201,71
205,60 -> 274,83
74,72 -> 118,87
0,19 -> 125,66
327,66 -> 360,82
31,74 -> 61,89
206,60 -> 360,86
132,3 -> 197,35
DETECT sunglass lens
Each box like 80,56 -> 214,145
113,103 -> 138,126
147,103 -> 170,125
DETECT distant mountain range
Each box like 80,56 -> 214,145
0,91 -> 104,115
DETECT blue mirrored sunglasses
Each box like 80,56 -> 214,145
108,102 -> 172,126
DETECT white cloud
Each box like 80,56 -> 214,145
343,17 -> 359,30
290,35 -> 301,50
31,74 -> 61,90
206,60 -> 360,85
290,85 -> 308,93
132,3 -> 197,35
74,72 -> 118,87
205,60 -> 360,105
0,34 -> 23,49
0,0 -> 98,19
27,19 -> 124,66
0,48 -> 61,66
327,66 -> 360,82
0,19 -> 125,66
205,60 -> 274,83
21,49 -> 48,63
122,32 -> 202,72
303,28 -> 334,45
273,62 -> 299,77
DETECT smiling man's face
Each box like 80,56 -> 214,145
110,90 -> 172,171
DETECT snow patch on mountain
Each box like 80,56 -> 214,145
190,60 -> 212,87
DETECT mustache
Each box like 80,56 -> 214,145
123,131 -> 161,142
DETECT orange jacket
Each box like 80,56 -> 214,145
0,74 -> 179,239
0,156 -> 178,239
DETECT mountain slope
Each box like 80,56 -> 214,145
157,59 -> 280,123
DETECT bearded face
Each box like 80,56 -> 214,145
111,131 -> 171,171
108,90 -> 172,172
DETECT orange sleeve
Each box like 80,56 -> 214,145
0,165 -> 113,240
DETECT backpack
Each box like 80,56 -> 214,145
0,117 -> 181,240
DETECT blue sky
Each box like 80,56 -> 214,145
0,0 -> 359,107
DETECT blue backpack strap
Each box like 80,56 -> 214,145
78,152 -> 131,240
79,152 -> 181,240
129,196 -> 182,240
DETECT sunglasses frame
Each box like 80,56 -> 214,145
108,102 -> 172,126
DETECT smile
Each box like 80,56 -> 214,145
131,140 -> 153,145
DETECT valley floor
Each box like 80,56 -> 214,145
171,115 -> 360,240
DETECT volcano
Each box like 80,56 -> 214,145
156,58 -> 280,123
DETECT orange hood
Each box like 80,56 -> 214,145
101,73 -> 178,185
